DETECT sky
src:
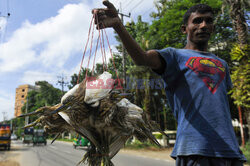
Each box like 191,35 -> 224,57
0,0 -> 157,121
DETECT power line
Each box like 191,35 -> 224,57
141,7 -> 155,18
122,0 -> 134,10
0,0 -> 10,44
129,0 -> 144,13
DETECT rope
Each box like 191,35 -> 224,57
77,15 -> 94,84
77,13 -> 123,90
85,13 -> 96,79
101,24 -> 123,89
92,35 -> 100,75
96,13 -> 106,72
101,30 -> 108,71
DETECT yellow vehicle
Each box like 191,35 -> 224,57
0,124 -> 11,150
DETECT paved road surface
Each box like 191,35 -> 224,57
8,140 -> 175,166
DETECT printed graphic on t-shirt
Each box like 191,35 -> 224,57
185,57 -> 225,94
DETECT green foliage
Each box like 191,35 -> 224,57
229,44 -> 250,109
21,81 -> 63,123
147,0 -> 236,63
68,68 -> 92,89
241,141 -> 250,164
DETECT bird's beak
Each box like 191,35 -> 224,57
22,119 -> 40,129
18,111 -> 39,117
18,107 -> 45,117
49,104 -> 67,115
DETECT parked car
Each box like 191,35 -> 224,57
11,134 -> 17,140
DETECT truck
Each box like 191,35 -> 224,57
0,124 -> 11,150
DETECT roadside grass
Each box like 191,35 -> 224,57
124,139 -> 163,150
53,138 -> 167,151
241,142 -> 250,164
48,138 -> 74,142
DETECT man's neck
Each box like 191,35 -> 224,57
184,41 -> 208,52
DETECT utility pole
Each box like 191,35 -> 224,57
57,74 -> 68,94
118,2 -> 131,92
57,73 -> 68,139
25,97 -> 29,125
2,112 -> 7,124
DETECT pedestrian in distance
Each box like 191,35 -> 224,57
92,1 -> 246,166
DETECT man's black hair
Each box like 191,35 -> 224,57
183,4 -> 214,25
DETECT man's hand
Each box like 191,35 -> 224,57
92,0 -> 121,29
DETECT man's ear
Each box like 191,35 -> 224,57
181,25 -> 187,34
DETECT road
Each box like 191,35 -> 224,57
3,140 -> 175,166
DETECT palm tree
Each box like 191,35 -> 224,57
225,0 -> 249,145
225,0 -> 249,46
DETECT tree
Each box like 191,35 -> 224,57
225,0 -> 250,145
68,68 -> 92,89
21,81 -> 63,124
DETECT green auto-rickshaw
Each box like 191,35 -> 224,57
33,129 -> 47,146
73,135 -> 90,149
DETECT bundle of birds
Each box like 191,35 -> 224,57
19,72 -> 167,166
48,71 -> 168,166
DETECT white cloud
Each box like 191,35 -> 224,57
0,2 -> 93,73
0,90 -> 14,121
21,71 -> 58,85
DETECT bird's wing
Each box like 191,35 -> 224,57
116,98 -> 161,147
58,111 -> 102,152
109,135 -> 130,158
58,112 -> 71,125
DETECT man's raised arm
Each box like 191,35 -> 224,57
92,0 -> 165,73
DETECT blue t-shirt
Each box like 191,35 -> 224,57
156,48 -> 246,160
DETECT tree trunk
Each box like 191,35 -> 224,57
246,109 -> 250,142
226,0 -> 248,46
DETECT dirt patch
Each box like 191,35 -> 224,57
0,160 -> 20,166
0,147 -> 21,166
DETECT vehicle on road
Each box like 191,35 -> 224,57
0,124 -> 11,150
73,135 -> 90,149
33,129 -> 47,146
23,127 -> 34,144
11,134 -> 18,140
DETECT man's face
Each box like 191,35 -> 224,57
183,12 -> 214,44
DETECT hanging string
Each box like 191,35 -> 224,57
101,29 -> 108,71
92,35 -> 100,75
101,24 -> 123,89
77,15 -> 94,84
96,13 -> 106,72
85,13 -> 96,79
77,13 -> 123,91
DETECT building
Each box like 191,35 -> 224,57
14,84 -> 40,117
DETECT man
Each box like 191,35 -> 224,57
92,1 -> 246,165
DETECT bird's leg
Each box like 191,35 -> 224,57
51,132 -> 62,144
